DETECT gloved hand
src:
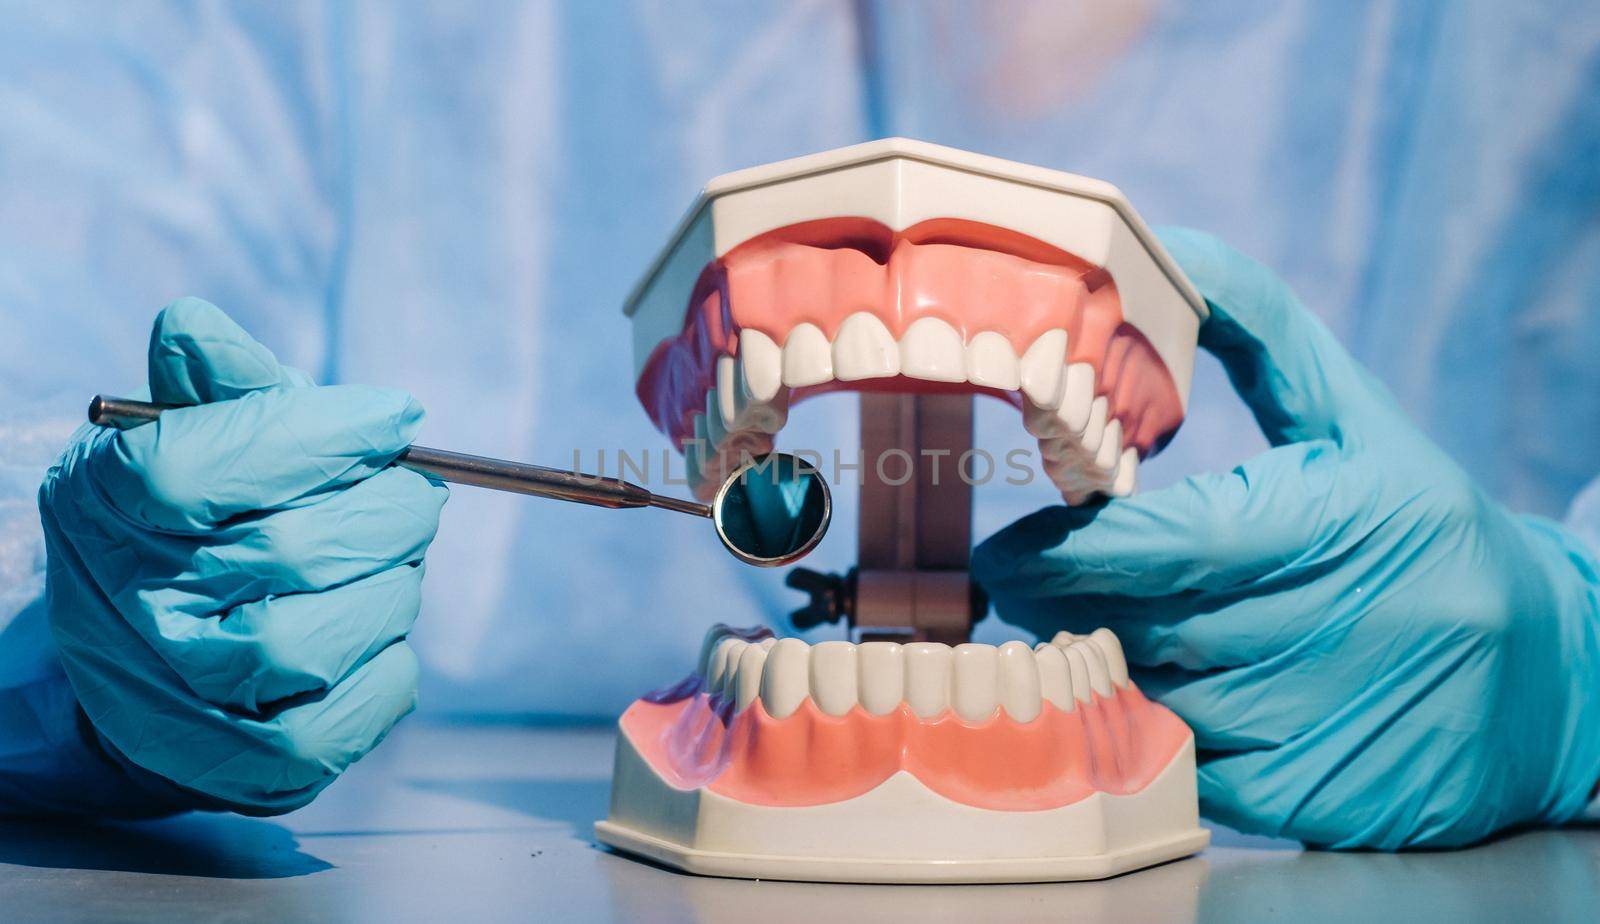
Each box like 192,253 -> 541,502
35,298 -> 447,816
973,229 -> 1600,849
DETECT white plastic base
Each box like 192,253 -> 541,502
596,724 -> 1208,884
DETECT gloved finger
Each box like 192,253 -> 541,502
163,562 -> 425,713
92,384 -> 425,532
1157,228 -> 1404,447
147,297 -> 309,404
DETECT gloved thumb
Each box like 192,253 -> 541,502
148,297 -> 307,405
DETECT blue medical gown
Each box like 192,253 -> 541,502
2,1 -> 1598,719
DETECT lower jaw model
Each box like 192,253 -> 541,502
598,139 -> 1211,883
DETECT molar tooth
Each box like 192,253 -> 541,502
997,640 -> 1041,722
709,637 -> 747,699
1060,363 -> 1095,433
1095,419 -> 1123,473
832,312 -> 899,381
1073,640 -> 1114,698
716,356 -> 739,431
1034,643 -> 1075,712
1019,330 -> 1067,408
1080,396 -> 1109,457
1112,447 -> 1139,496
1089,628 -> 1130,689
734,643 -> 768,712
781,322 -> 834,388
965,331 -> 1020,391
951,643 -> 1000,722
739,329 -> 783,403
902,642 -> 953,718
759,638 -> 811,718
856,642 -> 904,716
1024,400 -> 1069,439
704,389 -> 729,449
898,317 -> 965,383
809,641 -> 859,716
1061,644 -> 1095,705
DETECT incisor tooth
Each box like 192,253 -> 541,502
1089,628 -> 1130,689
952,643 -> 1000,722
1112,447 -> 1139,496
1073,640 -> 1114,698
1019,330 -> 1067,408
760,639 -> 811,718
809,641 -> 858,716
856,642 -> 904,716
898,317 -> 965,383
739,329 -> 783,403
965,331 -> 1020,391
997,640 -> 1042,722
781,322 -> 834,388
1061,644 -> 1095,705
833,312 -> 899,380
1034,643 -> 1074,711
735,644 -> 768,712
1061,363 -> 1095,432
1095,419 -> 1123,472
902,642 -> 952,718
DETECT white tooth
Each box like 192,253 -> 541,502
739,329 -> 783,403
781,322 -> 834,388
898,317 -> 966,383
996,641 -> 1041,722
1089,628 -> 1130,689
704,389 -> 729,449
759,638 -> 811,718
1081,396 -> 1108,456
1112,447 -> 1139,496
716,356 -> 739,431
1061,644 -> 1095,705
734,643 -> 768,712
1060,363 -> 1095,432
1073,640 -> 1114,698
1051,630 -> 1082,647
902,642 -> 953,718
696,625 -> 734,679
856,642 -> 905,716
832,312 -> 899,381
1095,419 -> 1123,473
758,637 -> 777,651
1019,330 -> 1067,408
709,637 -> 747,699
965,331 -> 1020,391
809,641 -> 859,716
1033,643 -> 1074,712
730,356 -> 788,433
951,643 -> 999,722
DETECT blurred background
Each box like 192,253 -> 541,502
3,0 -> 1598,718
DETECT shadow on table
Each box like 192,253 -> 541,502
405,777 -> 611,834
0,813 -> 330,879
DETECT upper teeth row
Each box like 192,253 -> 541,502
697,628 -> 1130,723
683,315 -> 1140,503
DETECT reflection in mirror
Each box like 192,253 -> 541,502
713,454 -> 830,566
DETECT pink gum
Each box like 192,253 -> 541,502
634,218 -> 1185,455
620,682 -> 1191,811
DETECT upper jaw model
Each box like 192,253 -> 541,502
598,139 -> 1210,883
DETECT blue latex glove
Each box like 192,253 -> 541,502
973,229 -> 1600,849
31,298 -> 446,816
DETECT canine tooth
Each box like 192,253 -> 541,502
739,329 -> 783,403
1089,628 -> 1130,689
1034,643 -> 1075,711
809,641 -> 859,716
902,642 -> 953,718
759,638 -> 811,718
965,331 -> 1020,391
734,643 -> 768,711
781,322 -> 834,388
997,641 -> 1042,722
1082,396 -> 1109,455
832,312 -> 899,380
730,357 -> 788,433
1073,640 -> 1114,698
951,643 -> 1000,722
1019,330 -> 1067,408
1061,644 -> 1095,705
856,642 -> 905,716
1060,363 -> 1095,432
1112,447 -> 1139,496
1095,419 -> 1123,472
898,317 -> 965,383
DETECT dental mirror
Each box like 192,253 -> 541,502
88,395 -> 831,567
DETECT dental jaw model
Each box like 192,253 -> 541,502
597,139 -> 1210,882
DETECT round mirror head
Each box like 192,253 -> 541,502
712,453 -> 831,567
